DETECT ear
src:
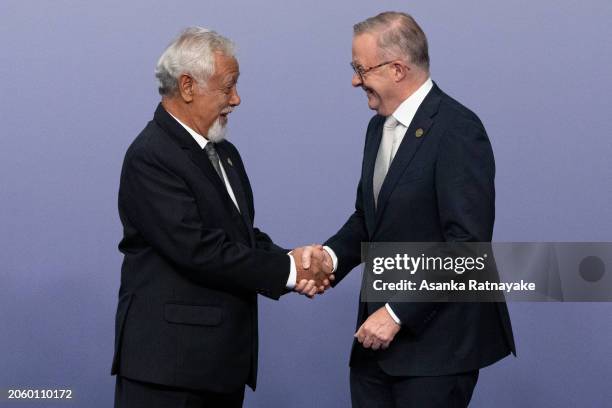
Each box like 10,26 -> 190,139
392,62 -> 410,82
178,74 -> 195,102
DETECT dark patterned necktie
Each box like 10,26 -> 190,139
204,143 -> 223,180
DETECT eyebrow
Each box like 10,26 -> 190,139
223,73 -> 239,84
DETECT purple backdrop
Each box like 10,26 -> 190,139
1,0 -> 612,406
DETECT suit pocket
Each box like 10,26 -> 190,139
164,303 -> 223,326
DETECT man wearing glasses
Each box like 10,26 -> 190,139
311,11 -> 516,407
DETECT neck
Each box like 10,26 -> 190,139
389,72 -> 429,112
161,97 -> 209,138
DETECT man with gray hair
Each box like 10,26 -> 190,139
305,11 -> 516,407
111,27 -> 332,407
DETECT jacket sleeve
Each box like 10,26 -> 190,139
388,116 -> 495,332
324,116 -> 380,285
324,179 -> 369,285
119,144 -> 290,299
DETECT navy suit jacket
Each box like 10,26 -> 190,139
111,104 -> 290,392
326,84 -> 516,376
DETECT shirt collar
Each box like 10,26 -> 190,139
168,112 -> 209,149
391,78 -> 434,127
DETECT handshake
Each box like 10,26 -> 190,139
291,244 -> 335,298
290,244 -> 401,350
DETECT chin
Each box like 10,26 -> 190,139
367,95 -> 382,113
370,105 -> 387,115
371,103 -> 390,116
207,117 -> 228,143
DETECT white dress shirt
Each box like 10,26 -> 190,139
325,78 -> 434,325
387,77 -> 433,162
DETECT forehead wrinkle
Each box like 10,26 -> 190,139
222,72 -> 239,85
352,51 -> 374,68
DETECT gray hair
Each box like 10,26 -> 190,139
155,27 -> 236,96
353,12 -> 429,72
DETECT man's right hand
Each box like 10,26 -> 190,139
291,245 -> 334,298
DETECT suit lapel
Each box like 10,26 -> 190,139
153,104 -> 253,239
216,143 -> 255,242
362,116 -> 384,235
186,149 -> 230,197
154,104 -> 230,196
371,85 -> 443,230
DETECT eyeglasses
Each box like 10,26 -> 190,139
350,60 -> 395,81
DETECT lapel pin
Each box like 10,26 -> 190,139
227,157 -> 233,166
415,128 -> 424,138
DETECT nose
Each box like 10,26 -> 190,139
229,87 -> 241,107
351,72 -> 363,88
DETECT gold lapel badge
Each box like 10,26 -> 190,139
415,128 -> 424,138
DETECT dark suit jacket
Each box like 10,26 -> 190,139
111,104 -> 290,392
326,84 -> 516,376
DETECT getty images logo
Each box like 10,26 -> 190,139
371,253 -> 489,275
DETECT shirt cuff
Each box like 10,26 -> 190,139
385,303 -> 401,325
286,253 -> 297,289
322,246 -> 338,272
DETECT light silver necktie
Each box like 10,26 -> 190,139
373,115 -> 399,207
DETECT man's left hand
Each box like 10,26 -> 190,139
355,306 -> 400,350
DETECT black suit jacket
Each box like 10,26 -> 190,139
326,84 -> 516,376
111,104 -> 290,392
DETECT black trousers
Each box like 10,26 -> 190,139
114,376 -> 245,408
350,359 -> 479,408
